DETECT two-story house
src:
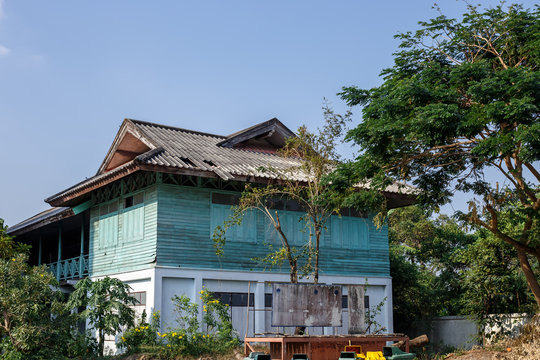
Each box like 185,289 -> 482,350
8,118 -> 414,347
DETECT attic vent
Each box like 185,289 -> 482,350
203,159 -> 216,167
180,157 -> 196,167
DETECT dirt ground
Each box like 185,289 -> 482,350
445,320 -> 540,360
445,346 -> 540,359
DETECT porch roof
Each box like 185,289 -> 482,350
7,207 -> 73,236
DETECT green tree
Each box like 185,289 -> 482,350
67,277 -> 137,356
213,104 -> 351,284
337,4 -> 540,306
0,219 -> 30,259
388,206 -> 475,332
0,254 -> 71,359
457,227 -> 536,328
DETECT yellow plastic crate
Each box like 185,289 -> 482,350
365,351 -> 385,360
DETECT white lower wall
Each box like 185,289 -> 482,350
94,266 -> 393,355
154,266 -> 393,338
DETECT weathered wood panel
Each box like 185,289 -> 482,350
348,285 -> 365,334
272,283 -> 342,327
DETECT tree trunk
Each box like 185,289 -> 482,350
99,329 -> 104,357
290,263 -> 298,283
517,250 -> 540,308
275,212 -> 298,284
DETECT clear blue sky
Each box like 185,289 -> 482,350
1,1 -> 536,226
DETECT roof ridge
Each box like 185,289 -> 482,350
128,118 -> 226,139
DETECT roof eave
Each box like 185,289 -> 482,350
7,207 -> 74,236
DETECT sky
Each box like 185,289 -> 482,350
0,1 -> 537,227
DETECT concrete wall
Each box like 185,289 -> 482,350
429,314 -> 531,350
430,316 -> 479,350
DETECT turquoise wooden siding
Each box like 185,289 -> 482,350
211,205 -> 257,243
156,184 -> 390,277
88,186 -> 158,276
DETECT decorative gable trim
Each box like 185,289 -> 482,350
96,119 -> 157,175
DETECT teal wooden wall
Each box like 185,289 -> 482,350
156,184 -> 390,277
87,180 -> 390,277
88,185 -> 158,276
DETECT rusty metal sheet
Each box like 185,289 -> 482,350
348,285 -> 365,334
271,283 -> 342,327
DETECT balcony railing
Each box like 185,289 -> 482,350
48,254 -> 89,281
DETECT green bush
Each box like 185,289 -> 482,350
119,310 -> 160,354
121,288 -> 240,357
158,289 -> 239,356
66,331 -> 99,359
0,255 -> 74,359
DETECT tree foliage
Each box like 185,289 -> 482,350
389,205 -> 536,335
67,277 -> 137,356
0,254 -> 72,359
389,206 -> 474,332
213,104 -> 351,284
337,3 -> 540,306
0,219 -> 30,259
457,227 -> 535,321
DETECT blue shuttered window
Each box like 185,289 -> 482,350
330,216 -> 369,250
211,204 -> 257,243
98,201 -> 119,249
265,210 -> 308,246
122,192 -> 145,242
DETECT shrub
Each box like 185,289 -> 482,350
153,288 -> 240,357
0,255 -> 73,359
119,310 -> 160,354
66,331 -> 99,359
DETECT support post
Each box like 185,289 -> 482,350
79,215 -> 85,276
57,223 -> 62,280
38,232 -> 42,266
255,281 -> 265,335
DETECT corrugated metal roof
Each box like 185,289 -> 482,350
45,118 -> 416,206
7,207 -> 73,235
132,119 -> 305,182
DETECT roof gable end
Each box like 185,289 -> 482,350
217,118 -> 295,151
97,119 -> 157,175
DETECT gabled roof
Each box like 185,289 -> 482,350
45,118 -> 301,206
44,118 -> 416,208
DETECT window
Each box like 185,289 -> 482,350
211,192 -> 256,243
125,192 -> 144,209
211,192 -> 240,205
130,291 -> 146,306
122,193 -> 145,242
211,292 -> 254,307
99,201 -> 118,216
98,200 -> 119,248
330,215 -> 369,249
341,295 -> 369,309
265,293 -> 272,308
285,199 -> 303,212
